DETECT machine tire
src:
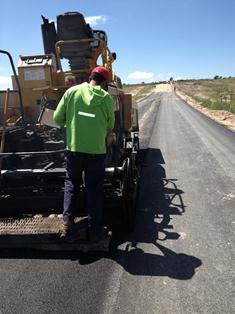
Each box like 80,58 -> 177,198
121,157 -> 137,231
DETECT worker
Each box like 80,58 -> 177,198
53,66 -> 115,242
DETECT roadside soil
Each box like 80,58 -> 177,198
128,86 -> 145,96
175,88 -> 235,132
155,83 -> 173,93
150,84 -> 235,132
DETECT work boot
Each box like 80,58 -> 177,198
60,220 -> 74,240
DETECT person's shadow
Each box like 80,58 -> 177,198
78,148 -> 202,279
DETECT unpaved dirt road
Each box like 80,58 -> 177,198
0,89 -> 234,314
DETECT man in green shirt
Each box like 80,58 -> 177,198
54,66 -> 115,241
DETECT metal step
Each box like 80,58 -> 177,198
0,215 -> 63,235
0,215 -> 110,251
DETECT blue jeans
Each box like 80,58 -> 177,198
63,151 -> 106,233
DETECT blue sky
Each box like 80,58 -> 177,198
0,0 -> 235,89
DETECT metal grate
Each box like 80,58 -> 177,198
0,215 -> 64,235
0,215 -> 110,252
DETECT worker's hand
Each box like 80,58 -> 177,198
106,132 -> 116,147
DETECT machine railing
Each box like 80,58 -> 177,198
0,50 -> 25,126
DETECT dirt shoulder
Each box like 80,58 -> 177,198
125,83 -> 235,132
176,89 -> 235,132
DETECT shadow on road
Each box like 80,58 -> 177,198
117,244 -> 201,279
77,243 -> 201,280
0,148 -> 202,280
132,148 -> 186,245
78,148 -> 201,279
109,148 -> 202,279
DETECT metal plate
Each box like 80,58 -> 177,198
0,215 -> 111,251
0,215 -> 64,235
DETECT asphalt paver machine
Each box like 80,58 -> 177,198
0,12 -> 139,250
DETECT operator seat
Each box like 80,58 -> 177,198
57,12 -> 94,70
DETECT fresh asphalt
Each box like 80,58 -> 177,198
0,90 -> 234,314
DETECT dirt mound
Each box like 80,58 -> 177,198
155,84 -> 173,92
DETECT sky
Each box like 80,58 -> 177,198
0,0 -> 235,89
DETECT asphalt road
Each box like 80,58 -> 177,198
0,90 -> 234,314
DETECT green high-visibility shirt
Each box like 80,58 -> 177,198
53,82 -> 115,154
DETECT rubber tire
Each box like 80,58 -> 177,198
121,157 -> 137,231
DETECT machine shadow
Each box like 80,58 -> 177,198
0,148 -> 202,279
78,148 -> 201,279
133,147 -> 186,244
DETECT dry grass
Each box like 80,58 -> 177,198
123,84 -> 155,102
175,78 -> 235,114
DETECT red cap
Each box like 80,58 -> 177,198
91,66 -> 110,81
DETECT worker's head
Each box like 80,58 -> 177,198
90,66 -> 110,88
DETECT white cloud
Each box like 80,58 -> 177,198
0,76 -> 12,90
127,71 -> 155,80
85,15 -> 107,27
